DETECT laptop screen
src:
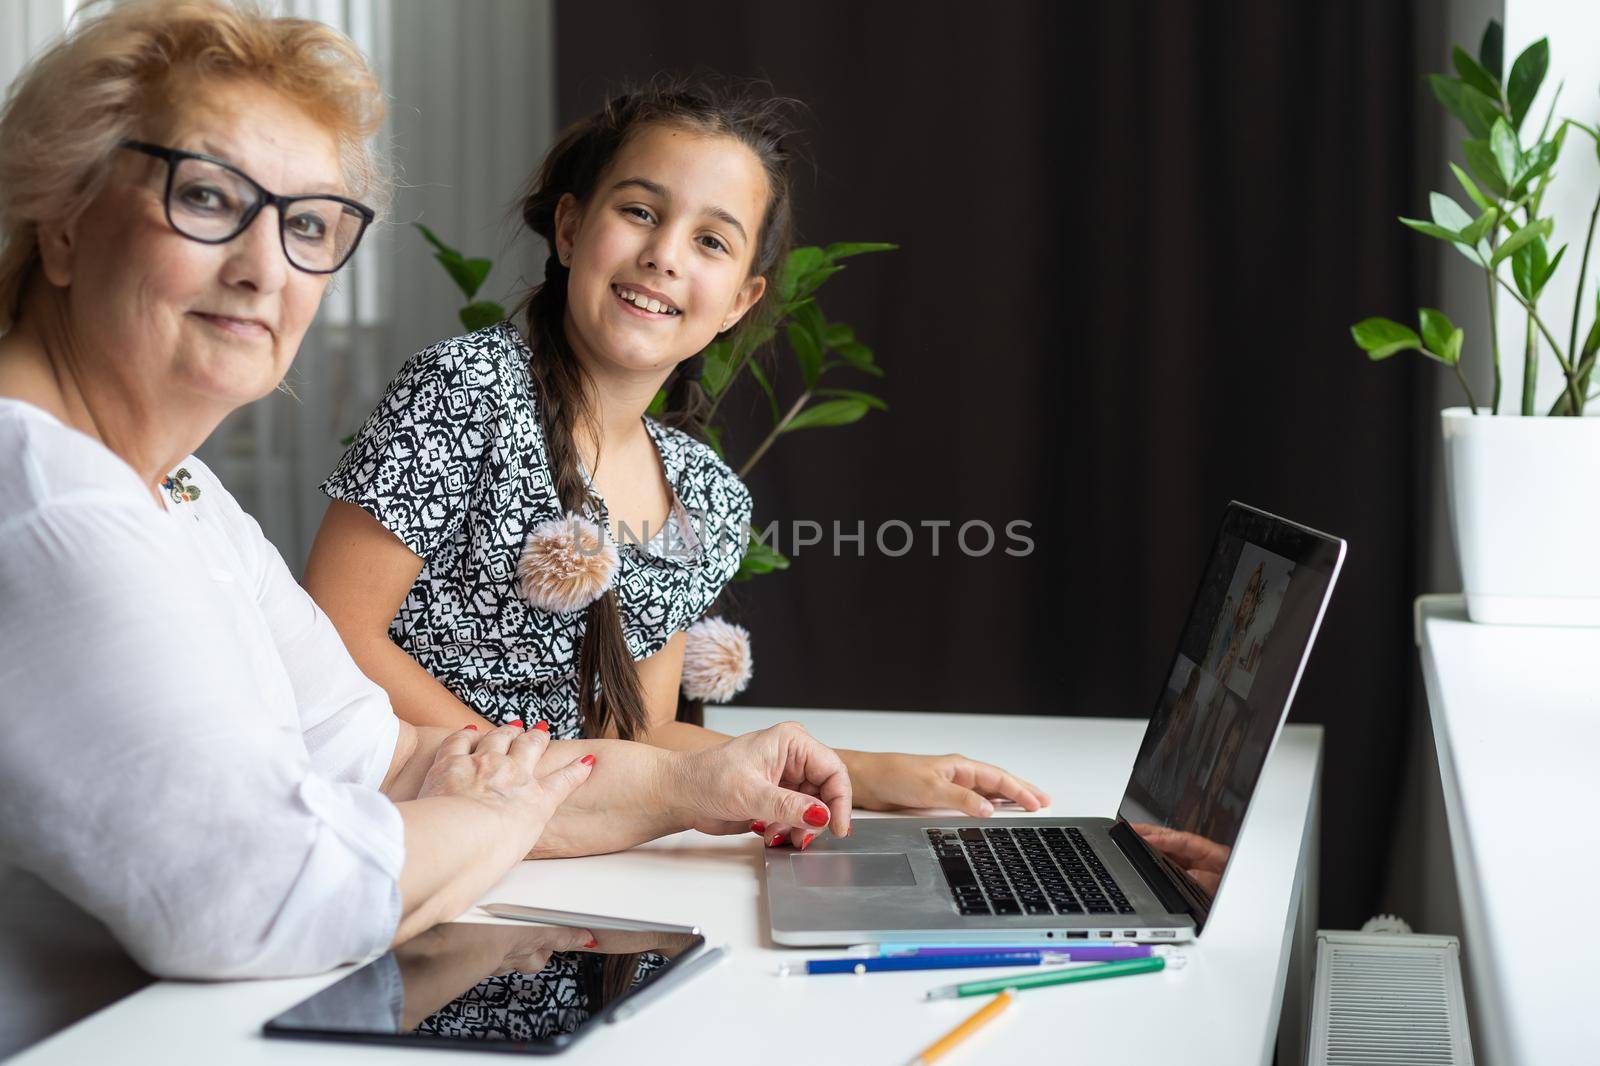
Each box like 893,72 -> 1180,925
1118,504 -> 1342,906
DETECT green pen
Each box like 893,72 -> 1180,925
924,954 -> 1178,999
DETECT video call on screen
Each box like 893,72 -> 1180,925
1121,522 -> 1331,863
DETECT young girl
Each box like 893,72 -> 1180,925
305,77 -> 1049,850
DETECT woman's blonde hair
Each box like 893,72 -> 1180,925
0,0 -> 388,330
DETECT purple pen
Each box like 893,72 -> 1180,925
883,944 -> 1154,962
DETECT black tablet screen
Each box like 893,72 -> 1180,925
264,919 -> 705,1054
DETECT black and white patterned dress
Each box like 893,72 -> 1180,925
322,322 -> 751,738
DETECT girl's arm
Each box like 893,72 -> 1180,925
387,719 -> 855,860
634,629 -> 1055,821
304,499 -> 496,731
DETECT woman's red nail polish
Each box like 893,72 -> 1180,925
533,720 -> 550,733
768,832 -> 789,848
464,725 -> 479,732
802,804 -> 829,827
750,821 -> 766,834
800,832 -> 815,850
506,719 -> 523,729
580,754 -> 596,767
583,938 -> 597,948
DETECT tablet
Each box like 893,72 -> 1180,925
263,913 -> 706,1055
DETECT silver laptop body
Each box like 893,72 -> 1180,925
765,502 -> 1345,946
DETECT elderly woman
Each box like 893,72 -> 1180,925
0,1 -> 850,1055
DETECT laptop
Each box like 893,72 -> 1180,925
765,502 -> 1345,946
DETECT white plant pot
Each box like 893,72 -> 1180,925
1442,407 -> 1600,626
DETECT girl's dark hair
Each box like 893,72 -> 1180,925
517,73 -> 798,741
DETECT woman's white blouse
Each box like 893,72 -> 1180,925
0,398 -> 404,984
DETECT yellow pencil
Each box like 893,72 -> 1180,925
908,987 -> 1017,1065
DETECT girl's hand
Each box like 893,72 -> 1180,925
1129,821 -> 1229,894
417,723 -> 595,852
846,751 -> 1051,817
673,722 -> 852,848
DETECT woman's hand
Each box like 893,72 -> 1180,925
843,751 -> 1051,817
671,722 -> 853,848
417,723 -> 595,852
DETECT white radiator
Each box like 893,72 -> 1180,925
1308,930 -> 1473,1066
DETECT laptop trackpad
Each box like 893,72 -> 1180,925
791,853 -> 917,888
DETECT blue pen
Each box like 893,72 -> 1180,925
779,952 -> 1070,976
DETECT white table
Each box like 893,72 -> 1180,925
1417,599 -> 1600,1065
14,708 -> 1323,1066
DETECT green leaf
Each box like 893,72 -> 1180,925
746,355 -> 781,426
460,258 -> 493,299
1479,19 -> 1503,82
700,338 -> 736,399
1511,243 -> 1538,301
778,247 -> 828,301
1429,191 -> 1474,232
1513,240 -> 1565,302
1506,37 -> 1548,130
824,323 -> 855,348
787,322 -> 823,388
1419,307 -> 1455,355
414,222 -> 461,260
1463,138 -> 1510,197
458,301 -> 505,332
702,423 -> 724,458
793,264 -> 845,300
646,388 -> 668,417
823,241 -> 898,261
1351,317 -> 1422,360
834,340 -> 883,375
814,387 -> 888,412
1450,162 -> 1492,211
733,536 -> 789,582
1538,243 -> 1566,292
789,297 -> 827,349
1400,217 -> 1465,243
1512,137 -> 1561,192
1441,328 -> 1464,366
782,398 -> 870,432
339,432 -> 356,447
1489,118 -> 1521,187
1452,45 -> 1500,98
1428,75 -> 1503,139
1512,236 -> 1547,301
1490,216 -> 1552,267
436,252 -> 492,301
1458,206 -> 1498,246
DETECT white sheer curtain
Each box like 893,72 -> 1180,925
197,0 -> 556,574
2,0 -> 555,575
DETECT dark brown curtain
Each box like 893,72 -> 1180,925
555,0 -> 1428,930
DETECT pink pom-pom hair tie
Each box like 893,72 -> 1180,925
681,616 -> 753,704
517,512 -> 618,614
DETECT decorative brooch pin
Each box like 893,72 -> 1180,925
161,468 -> 202,505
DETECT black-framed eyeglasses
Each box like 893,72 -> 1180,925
119,140 -> 374,274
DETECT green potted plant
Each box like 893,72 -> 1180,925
1351,21 -> 1600,625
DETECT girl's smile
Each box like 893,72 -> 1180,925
609,282 -> 682,318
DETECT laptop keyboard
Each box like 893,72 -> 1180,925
926,826 -> 1136,917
